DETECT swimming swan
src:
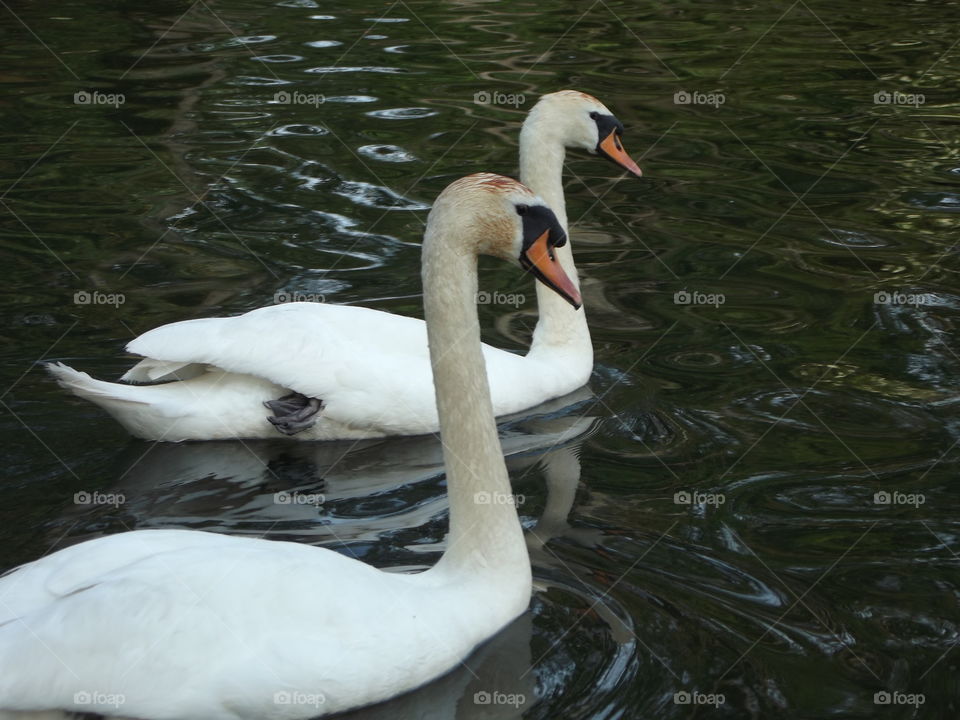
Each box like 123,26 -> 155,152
47,91 -> 639,440
0,174 -> 580,719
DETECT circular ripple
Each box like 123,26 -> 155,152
357,144 -> 417,163
268,124 -> 329,136
230,35 -> 276,45
251,54 -> 304,63
365,107 -> 438,120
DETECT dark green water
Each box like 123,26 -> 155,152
1,0 -> 958,717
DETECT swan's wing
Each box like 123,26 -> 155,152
0,529 -> 233,624
0,529 -> 377,627
120,301 -> 550,435
124,302 -> 433,401
0,530 -> 398,714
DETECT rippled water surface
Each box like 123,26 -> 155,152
1,0 -> 959,717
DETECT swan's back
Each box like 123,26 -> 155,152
0,529 -> 512,718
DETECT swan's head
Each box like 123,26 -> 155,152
429,173 -> 582,309
522,90 -> 642,177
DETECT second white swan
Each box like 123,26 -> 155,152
49,91 -> 640,440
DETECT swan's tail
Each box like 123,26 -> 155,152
45,361 -> 165,440
45,362 -> 149,408
45,362 -> 285,441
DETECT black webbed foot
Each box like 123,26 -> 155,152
264,392 -> 324,436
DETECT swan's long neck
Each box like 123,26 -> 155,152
422,222 -> 530,581
519,122 -> 592,359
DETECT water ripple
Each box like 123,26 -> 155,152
365,107 -> 439,120
333,180 -> 430,210
305,65 -> 404,74
357,144 -> 417,163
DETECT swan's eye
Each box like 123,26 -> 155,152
515,205 -> 528,216
589,111 -> 600,120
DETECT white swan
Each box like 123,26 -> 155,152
0,174 -> 580,719
48,90 -> 640,441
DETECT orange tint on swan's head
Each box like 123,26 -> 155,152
443,172 -> 533,197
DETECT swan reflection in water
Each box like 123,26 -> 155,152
57,388 -> 596,540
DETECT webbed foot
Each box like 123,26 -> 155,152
264,392 -> 324,436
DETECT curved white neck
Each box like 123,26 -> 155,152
519,126 -> 593,358
422,226 -> 530,580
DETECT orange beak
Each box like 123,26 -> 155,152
598,131 -> 642,177
520,230 -> 582,309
